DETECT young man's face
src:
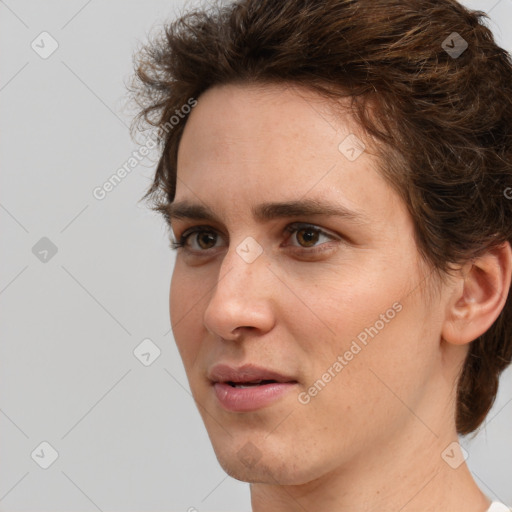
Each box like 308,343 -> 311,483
169,83 -> 455,485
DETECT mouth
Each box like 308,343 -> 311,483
208,363 -> 298,386
225,379 -> 285,388
208,364 -> 299,412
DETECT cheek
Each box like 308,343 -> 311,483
300,261 -> 433,390
169,266 -> 184,322
169,266 -> 205,364
314,284 -> 434,413
301,270 -> 404,350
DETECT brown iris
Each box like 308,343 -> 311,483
196,232 -> 217,250
295,227 -> 320,247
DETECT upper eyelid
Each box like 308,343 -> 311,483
175,222 -> 339,244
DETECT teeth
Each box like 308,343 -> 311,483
228,380 -> 268,388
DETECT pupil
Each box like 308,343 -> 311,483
198,233 -> 216,249
298,228 -> 318,247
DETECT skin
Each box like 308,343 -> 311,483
168,82 -> 512,511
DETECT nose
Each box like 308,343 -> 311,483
203,244 -> 276,341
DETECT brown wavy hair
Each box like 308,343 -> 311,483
132,0 -> 512,435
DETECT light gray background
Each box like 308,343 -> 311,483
1,1 -> 511,511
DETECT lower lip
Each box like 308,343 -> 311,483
213,382 -> 297,412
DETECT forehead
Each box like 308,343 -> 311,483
178,82 -> 361,163
174,82 -> 404,228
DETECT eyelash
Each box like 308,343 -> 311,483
169,222 -> 340,256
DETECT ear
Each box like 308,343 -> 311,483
442,242 -> 512,346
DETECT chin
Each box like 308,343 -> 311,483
209,434 -> 321,486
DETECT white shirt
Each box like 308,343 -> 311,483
488,502 -> 511,512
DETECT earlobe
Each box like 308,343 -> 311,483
442,242 -> 512,346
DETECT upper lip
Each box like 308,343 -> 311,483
208,363 -> 297,384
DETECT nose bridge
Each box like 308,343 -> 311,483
215,237 -> 268,299
203,238 -> 273,337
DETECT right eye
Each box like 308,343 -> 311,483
170,227 -> 224,253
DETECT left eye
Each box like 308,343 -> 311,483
284,224 -> 335,248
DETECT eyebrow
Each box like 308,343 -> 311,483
165,198 -> 368,225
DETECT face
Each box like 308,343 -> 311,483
169,83 -> 447,485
